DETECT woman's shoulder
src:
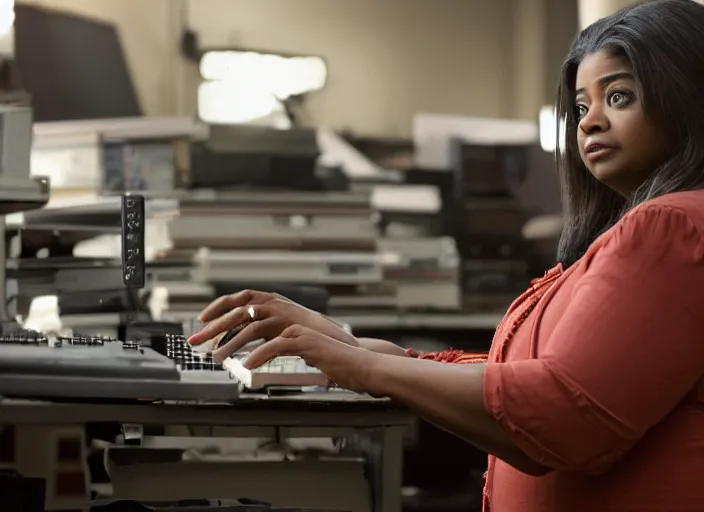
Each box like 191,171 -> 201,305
627,190 -> 704,225
560,191 -> 704,299
605,190 -> 704,238
589,190 -> 704,263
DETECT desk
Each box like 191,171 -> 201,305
0,393 -> 410,512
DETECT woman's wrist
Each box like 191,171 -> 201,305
356,338 -> 407,357
312,312 -> 405,356
315,313 -> 359,346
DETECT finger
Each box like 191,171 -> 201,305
190,331 -> 227,352
213,317 -> 279,360
188,307 -> 249,345
198,290 -> 270,322
243,335 -> 302,369
281,324 -> 307,339
197,291 -> 253,322
189,304 -> 268,345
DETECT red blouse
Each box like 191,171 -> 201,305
411,190 -> 704,511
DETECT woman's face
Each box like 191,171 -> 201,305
575,50 -> 668,196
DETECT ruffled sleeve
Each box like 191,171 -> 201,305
405,348 -> 488,364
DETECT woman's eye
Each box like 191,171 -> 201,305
576,105 -> 587,120
608,91 -> 631,107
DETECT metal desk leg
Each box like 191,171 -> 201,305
379,425 -> 405,512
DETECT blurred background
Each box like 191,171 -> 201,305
0,1 -> 676,511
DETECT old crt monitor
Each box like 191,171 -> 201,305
14,4 -> 142,122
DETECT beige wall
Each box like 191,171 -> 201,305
510,0 -> 547,121
510,0 -> 579,118
578,0 -> 639,29
544,0 -> 580,101
579,0 -> 704,30
188,0 -> 517,137
15,0 -> 578,137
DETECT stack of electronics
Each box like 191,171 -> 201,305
6,197 -> 187,344
99,122 -> 344,195
184,124 -> 329,191
7,202 -> 144,337
153,125 -> 385,321
23,116 -> 203,337
376,236 -> 460,312
329,184 -> 461,313
0,105 -> 51,334
449,138 -> 533,312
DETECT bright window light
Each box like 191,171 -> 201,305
539,105 -> 566,153
197,50 -> 327,125
197,80 -> 288,125
0,0 -> 14,36
200,50 -> 327,100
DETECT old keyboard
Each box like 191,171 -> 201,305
0,330 -> 242,401
166,334 -> 329,390
0,330 -> 178,379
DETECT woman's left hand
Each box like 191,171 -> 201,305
243,324 -> 378,395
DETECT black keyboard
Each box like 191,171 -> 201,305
0,340 -> 178,381
166,334 -> 222,371
0,330 -> 240,401
0,330 -> 116,346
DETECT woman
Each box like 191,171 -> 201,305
188,1 -> 704,510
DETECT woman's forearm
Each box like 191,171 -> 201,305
365,352 -> 550,476
357,338 -> 407,356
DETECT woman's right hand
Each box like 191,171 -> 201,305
186,289 -> 359,361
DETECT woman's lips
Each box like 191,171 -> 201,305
585,144 -> 616,163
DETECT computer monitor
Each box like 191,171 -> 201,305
13,4 -> 142,122
450,139 -> 562,215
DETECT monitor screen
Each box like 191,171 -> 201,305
14,4 -> 142,122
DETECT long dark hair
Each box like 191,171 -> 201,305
556,0 -> 704,267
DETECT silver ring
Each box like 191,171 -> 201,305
247,305 -> 256,322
